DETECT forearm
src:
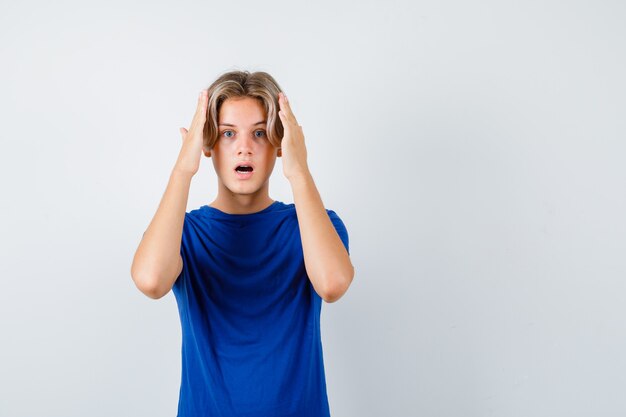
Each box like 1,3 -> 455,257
131,167 -> 192,298
290,170 -> 354,302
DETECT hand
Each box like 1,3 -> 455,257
278,92 -> 310,181
174,89 -> 208,175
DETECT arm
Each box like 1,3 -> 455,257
130,89 -> 209,299
290,171 -> 354,303
277,91 -> 354,303
130,169 -> 191,299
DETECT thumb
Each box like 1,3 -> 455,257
179,127 -> 188,140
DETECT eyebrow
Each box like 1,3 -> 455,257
218,120 -> 267,127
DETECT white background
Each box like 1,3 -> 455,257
1,0 -> 625,416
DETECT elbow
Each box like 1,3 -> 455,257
137,278 -> 169,300
131,268 -> 169,300
321,267 -> 355,303
144,284 -> 169,300
322,291 -> 342,304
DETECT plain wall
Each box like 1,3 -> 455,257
1,0 -> 625,416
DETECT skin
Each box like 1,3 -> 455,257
273,92 -> 355,302
131,89 -> 354,302
203,95 -> 279,214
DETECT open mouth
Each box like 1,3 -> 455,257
235,165 -> 254,173
234,164 -> 254,179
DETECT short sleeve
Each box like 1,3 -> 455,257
173,212 -> 190,289
326,209 -> 350,255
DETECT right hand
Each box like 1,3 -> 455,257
174,89 -> 209,175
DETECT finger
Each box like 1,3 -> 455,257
193,90 -> 207,118
196,90 -> 208,116
189,90 -> 208,128
278,110 -> 291,131
278,92 -> 291,115
197,89 -> 206,105
279,92 -> 298,124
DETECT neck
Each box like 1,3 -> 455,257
209,184 -> 275,215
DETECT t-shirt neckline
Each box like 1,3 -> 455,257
202,200 -> 282,218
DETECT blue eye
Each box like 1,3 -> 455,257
221,130 -> 266,139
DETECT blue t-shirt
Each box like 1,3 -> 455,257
171,200 -> 350,417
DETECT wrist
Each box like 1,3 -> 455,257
288,172 -> 313,188
287,169 -> 313,185
171,166 -> 196,180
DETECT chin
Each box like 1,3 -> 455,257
226,179 -> 266,195
228,186 -> 261,195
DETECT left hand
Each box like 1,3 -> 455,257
278,92 -> 310,181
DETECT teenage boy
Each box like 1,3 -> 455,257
131,70 -> 354,416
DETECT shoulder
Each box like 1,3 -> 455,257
325,208 -> 346,225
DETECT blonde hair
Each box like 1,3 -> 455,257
203,70 -> 284,153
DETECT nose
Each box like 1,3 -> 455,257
237,133 -> 255,156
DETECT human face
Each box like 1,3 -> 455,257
210,96 -> 278,202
